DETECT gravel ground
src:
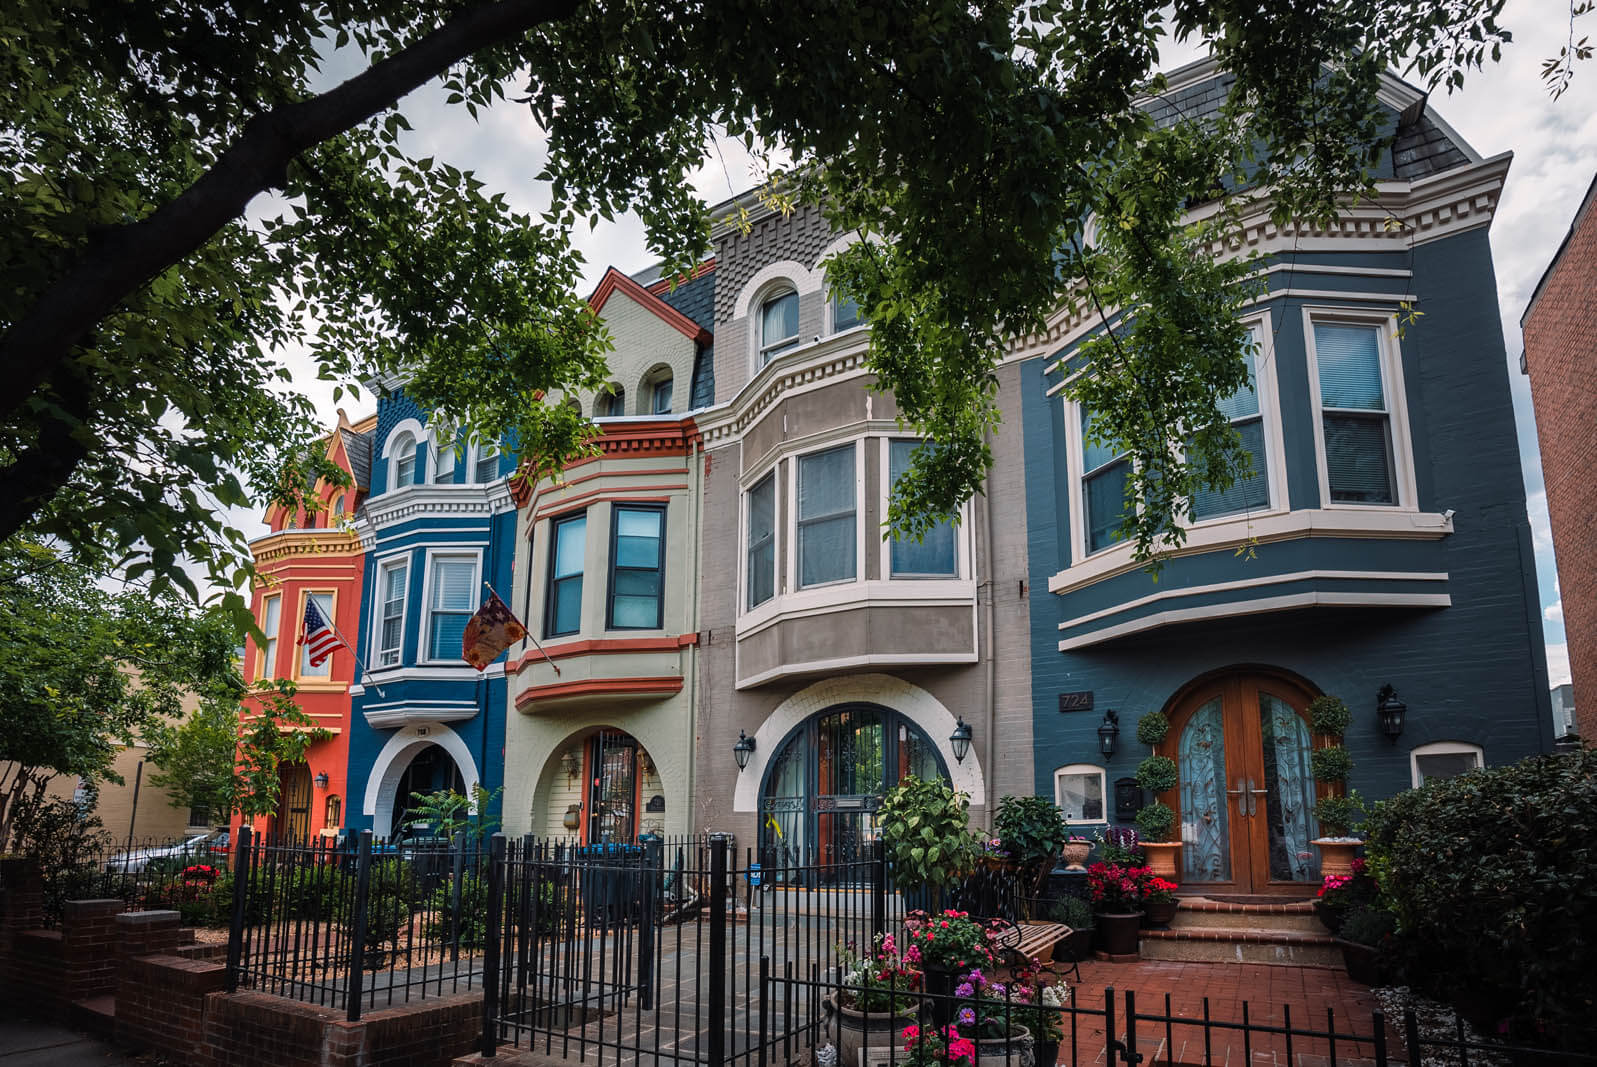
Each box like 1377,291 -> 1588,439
1372,986 -> 1512,1067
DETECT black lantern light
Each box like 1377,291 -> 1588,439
733,730 -> 756,770
949,717 -> 973,764
1097,709 -> 1120,757
1377,684 -> 1406,741
314,771 -> 329,790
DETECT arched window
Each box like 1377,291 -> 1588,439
596,384 -> 625,418
432,433 -> 456,483
392,431 -> 418,487
831,291 -> 863,333
1410,741 -> 1483,787
648,372 -> 673,415
759,288 -> 799,366
759,704 -> 946,879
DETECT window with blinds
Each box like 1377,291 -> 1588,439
797,445 -> 857,587
473,443 -> 499,483
377,559 -> 408,667
1315,323 -> 1396,504
299,592 -> 335,677
546,514 -> 586,637
889,439 -> 957,576
1081,407 -> 1131,554
260,594 -> 281,680
746,473 -> 776,610
393,433 -> 418,487
432,434 -> 455,483
427,556 -> 478,660
760,289 -> 799,366
609,506 -> 665,629
1191,339 -> 1271,520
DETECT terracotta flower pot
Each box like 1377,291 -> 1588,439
1141,841 -> 1182,879
1313,838 -> 1360,878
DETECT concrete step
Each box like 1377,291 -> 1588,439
1169,897 -> 1326,935
69,994 -> 116,1038
1139,926 -> 1343,968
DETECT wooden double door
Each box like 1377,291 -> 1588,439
1162,672 -> 1322,895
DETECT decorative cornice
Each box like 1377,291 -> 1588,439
588,267 -> 712,346
249,528 -> 363,564
511,418 -> 702,509
693,335 -> 871,447
506,633 -> 698,676
514,675 -> 684,710
360,481 -> 516,529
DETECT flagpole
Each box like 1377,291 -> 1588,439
321,615 -> 386,699
484,580 -> 560,676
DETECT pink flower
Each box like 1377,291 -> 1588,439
948,1038 -> 976,1062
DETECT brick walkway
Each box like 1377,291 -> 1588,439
1052,959 -> 1386,1066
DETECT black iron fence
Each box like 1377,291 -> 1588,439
33,832 -> 232,927
219,831 -> 1596,1065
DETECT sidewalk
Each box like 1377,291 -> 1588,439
0,1021 -> 140,1066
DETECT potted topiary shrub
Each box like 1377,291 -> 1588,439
878,774 -> 980,915
1133,755 -> 1181,878
1048,893 -> 1096,963
1308,695 -> 1362,876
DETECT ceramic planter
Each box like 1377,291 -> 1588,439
1143,898 -> 1180,927
1093,911 -> 1144,956
1141,841 -> 1182,879
972,1025 -> 1036,1067
1060,841 -> 1091,871
834,996 -> 921,1067
1313,838 -> 1360,878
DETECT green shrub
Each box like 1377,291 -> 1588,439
1307,696 -> 1352,738
1133,801 -> 1175,843
1310,745 -> 1351,783
1363,749 -> 1597,1048
1135,755 -> 1178,794
878,774 -> 978,890
1049,893 -> 1095,930
1338,906 -> 1395,947
344,858 -> 418,957
1313,792 -> 1365,837
1135,712 -> 1169,746
994,795 -> 1070,881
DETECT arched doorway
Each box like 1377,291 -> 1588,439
392,745 -> 465,839
274,763 -> 313,842
1163,669 -> 1322,895
759,703 -> 948,878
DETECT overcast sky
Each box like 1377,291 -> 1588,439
243,0 -> 1593,693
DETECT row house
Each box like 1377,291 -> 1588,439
236,410 -> 373,842
1021,61 -> 1552,894
342,389 -> 518,838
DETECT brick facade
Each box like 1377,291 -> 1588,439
1522,174 -> 1597,739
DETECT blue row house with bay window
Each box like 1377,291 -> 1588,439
345,382 -> 518,839
1022,60 -> 1553,897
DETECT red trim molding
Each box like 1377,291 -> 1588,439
516,675 -> 684,708
588,267 -> 712,346
508,633 -> 698,675
646,258 -> 715,295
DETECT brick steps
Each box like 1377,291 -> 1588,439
70,994 -> 116,1038
1139,926 -> 1343,968
1170,897 -> 1324,935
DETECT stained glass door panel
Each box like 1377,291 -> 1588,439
1178,697 -> 1232,882
1255,692 -> 1320,883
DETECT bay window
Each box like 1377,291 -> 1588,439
796,445 -> 857,587
1313,321 -> 1397,505
546,513 -> 586,637
746,473 -> 776,609
426,554 -> 478,661
608,506 -> 665,629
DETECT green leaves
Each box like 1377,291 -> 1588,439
878,774 -> 979,890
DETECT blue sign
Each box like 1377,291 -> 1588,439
748,862 -> 762,887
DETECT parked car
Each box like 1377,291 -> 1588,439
105,829 -> 229,874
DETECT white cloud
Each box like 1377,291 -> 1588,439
1546,642 -> 1572,687
1545,601 -> 1564,623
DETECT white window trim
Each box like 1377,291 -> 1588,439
877,437 -> 969,581
1409,741 -> 1484,788
418,547 -> 483,665
1302,307 -> 1419,511
381,417 -> 428,490
789,440 -> 863,593
757,287 -> 801,370
735,259 -> 824,378
373,553 -> 410,669
1054,763 -> 1108,825
1063,313 -> 1291,567
294,589 -> 338,681
741,468 -> 778,613
259,593 -> 282,682
469,440 -> 501,484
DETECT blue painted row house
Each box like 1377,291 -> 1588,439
1020,61 -> 1553,895
345,385 -> 518,839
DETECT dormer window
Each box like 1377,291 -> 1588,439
393,432 -> 418,487
832,293 -> 862,333
432,434 -> 456,483
473,442 -> 499,483
759,289 -> 799,366
596,385 -> 625,418
650,374 -> 673,415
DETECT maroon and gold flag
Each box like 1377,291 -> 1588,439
462,590 -> 528,671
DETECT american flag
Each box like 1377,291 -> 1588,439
301,598 -> 344,667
